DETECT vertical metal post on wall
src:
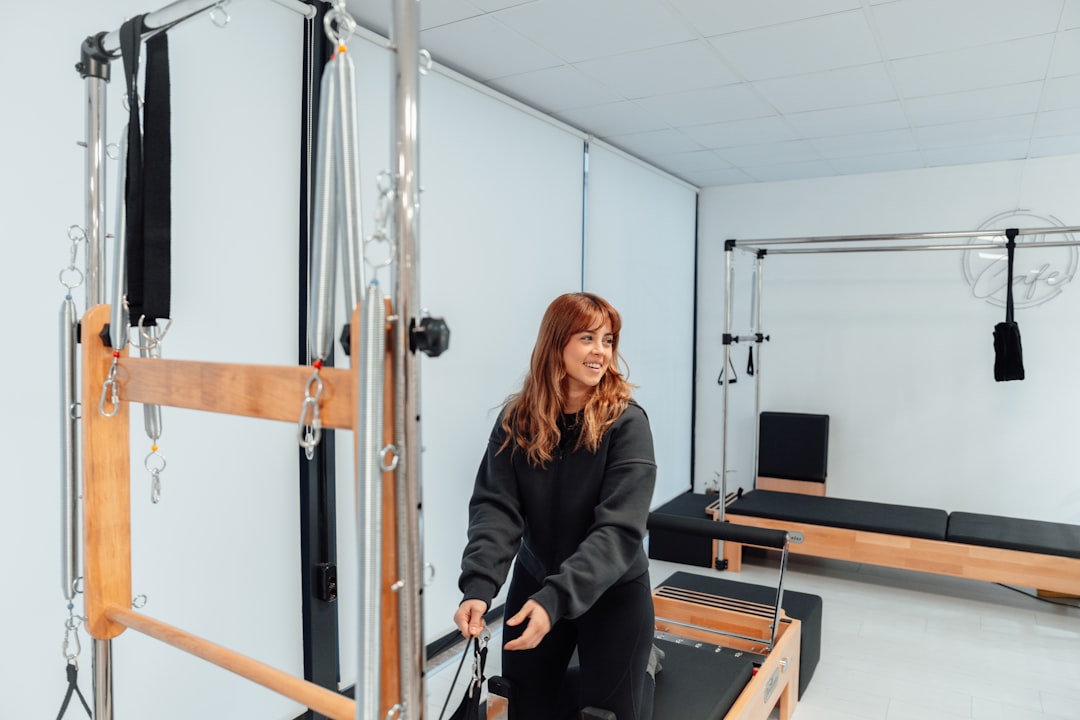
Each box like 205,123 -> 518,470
390,0 -> 426,716
751,250 -> 765,482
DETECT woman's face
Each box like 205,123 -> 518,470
561,321 -> 614,405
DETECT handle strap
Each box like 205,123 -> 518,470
1004,227 -> 1019,323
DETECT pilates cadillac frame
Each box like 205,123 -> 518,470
72,1 -> 427,718
716,224 -> 1080,520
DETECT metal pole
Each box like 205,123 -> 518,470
85,77 -> 108,307
752,252 -> 764,485
719,241 -> 734,523
390,0 -> 425,716
763,238 -> 1080,255
731,224 -> 1080,248
93,639 -> 114,720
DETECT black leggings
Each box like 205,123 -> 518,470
501,566 -> 654,720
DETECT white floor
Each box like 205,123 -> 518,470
424,552 -> 1080,720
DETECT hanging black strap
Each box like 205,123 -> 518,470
1004,227 -> 1018,324
55,663 -> 92,719
120,17 -> 172,325
746,346 -> 755,376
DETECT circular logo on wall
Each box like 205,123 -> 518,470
961,210 -> 1077,309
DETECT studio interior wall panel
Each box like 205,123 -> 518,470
417,71 -> 586,643
696,155 -> 1080,527
3,2 -> 309,718
583,146 -> 698,509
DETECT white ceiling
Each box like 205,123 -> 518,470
346,0 -> 1080,188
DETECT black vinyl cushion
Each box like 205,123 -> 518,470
947,512 -> 1080,560
758,412 -> 829,483
659,571 -> 822,698
728,490 -> 949,541
651,637 -> 754,720
649,492 -> 716,568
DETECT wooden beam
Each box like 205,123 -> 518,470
82,304 -> 131,640
106,606 -> 355,720
116,356 -> 353,427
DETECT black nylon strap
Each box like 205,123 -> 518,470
121,18 -> 172,325
1004,227 -> 1018,324
55,663 -> 92,719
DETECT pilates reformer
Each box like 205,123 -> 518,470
62,0 -> 436,718
484,515 -> 803,720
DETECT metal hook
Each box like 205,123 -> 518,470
379,444 -> 399,472
323,5 -> 357,46
99,357 -> 120,417
419,48 -> 432,75
129,314 -> 173,351
297,369 -> 325,450
132,594 -> 148,609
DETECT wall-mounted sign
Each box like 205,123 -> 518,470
961,210 -> 1076,309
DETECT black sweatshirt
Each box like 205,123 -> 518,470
458,401 -> 657,625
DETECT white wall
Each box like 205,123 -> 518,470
2,3 -> 700,717
696,155 -> 1080,525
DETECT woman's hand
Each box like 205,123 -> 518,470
503,600 -> 551,651
454,599 -> 488,638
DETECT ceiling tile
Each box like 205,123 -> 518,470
660,149 -> 732,173
348,0 -> 481,35
492,0 -> 695,63
1029,134 -> 1080,157
785,101 -> 908,137
811,128 -> 918,158
708,10 -> 880,81
870,0 -> 1063,59
752,63 -> 896,113
489,66 -> 622,111
1035,107 -> 1080,137
923,140 -> 1030,166
573,40 -> 740,99
1041,73 -> 1080,109
666,0 -> 861,37
717,139 -> 822,166
555,101 -> 669,137
905,82 -> 1044,126
1050,27 -> 1080,77
682,116 -> 797,148
829,152 -> 925,175
421,15 -> 563,80
680,167 -> 756,187
1061,0 -> 1080,29
633,84 -> 775,126
607,129 -> 705,160
469,0 -> 537,11
915,115 -> 1035,149
890,36 -> 1055,98
743,160 -> 838,183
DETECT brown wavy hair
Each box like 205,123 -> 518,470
500,292 -> 633,467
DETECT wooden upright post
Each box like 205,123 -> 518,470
81,304 -> 132,640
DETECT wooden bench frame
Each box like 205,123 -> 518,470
713,502 -> 1080,597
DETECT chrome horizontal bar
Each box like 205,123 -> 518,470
730,225 -> 1080,250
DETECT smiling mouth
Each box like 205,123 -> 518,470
585,362 -> 603,370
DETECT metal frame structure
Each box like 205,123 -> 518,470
716,224 -> 1080,520
71,1 -> 429,718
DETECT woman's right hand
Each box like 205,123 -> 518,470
454,599 -> 488,638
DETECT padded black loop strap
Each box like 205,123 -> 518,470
55,663 -> 92,719
747,346 -> 754,376
1004,227 -> 1018,324
647,513 -> 789,549
120,18 -> 172,325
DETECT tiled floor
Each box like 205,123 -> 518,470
425,552 -> 1080,719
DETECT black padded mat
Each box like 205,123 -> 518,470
651,636 -> 754,720
948,511 -> 1080,559
728,490 -> 948,540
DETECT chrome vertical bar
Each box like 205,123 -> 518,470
390,0 -> 425,715
85,76 -> 108,307
60,298 -> 80,600
719,241 -> 733,523
356,283 -> 386,720
752,252 -> 764,484
93,639 -> 114,719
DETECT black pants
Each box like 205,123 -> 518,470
501,565 -> 654,720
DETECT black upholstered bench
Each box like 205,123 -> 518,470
721,489 -> 1080,596
649,492 -> 718,567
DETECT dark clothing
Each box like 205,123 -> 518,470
458,401 -> 657,719
502,566 -> 655,720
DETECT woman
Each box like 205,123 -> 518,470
454,292 -> 657,720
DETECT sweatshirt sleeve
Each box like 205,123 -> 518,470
531,404 -> 656,623
457,420 -> 524,610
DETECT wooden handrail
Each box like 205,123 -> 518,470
117,356 -> 354,427
106,606 -> 356,720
